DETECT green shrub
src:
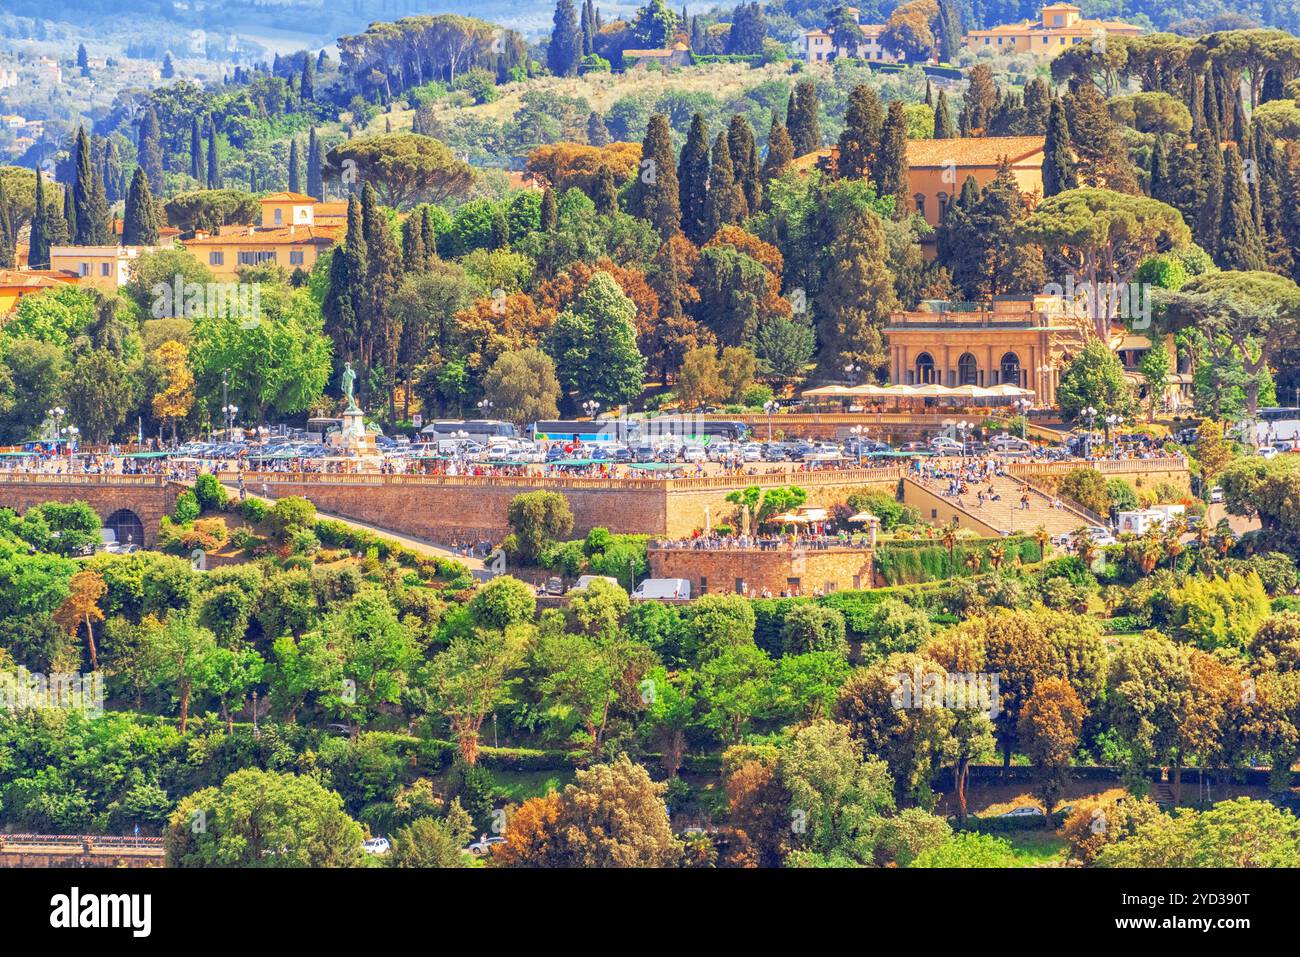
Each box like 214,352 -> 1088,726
240,498 -> 269,524
193,474 -> 228,513
173,490 -> 200,524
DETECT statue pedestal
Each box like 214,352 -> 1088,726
330,408 -> 380,463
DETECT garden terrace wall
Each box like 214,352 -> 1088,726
648,544 -> 875,596
0,474 -> 178,546
227,468 -> 907,541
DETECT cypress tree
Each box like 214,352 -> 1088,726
288,139 -> 302,194
815,205 -> 898,376
0,178 -> 13,269
1188,75 -> 1205,133
629,113 -> 680,239
1022,79 -> 1051,135
728,114 -> 761,216
1042,98 -> 1078,197
874,101 -> 909,217
705,131 -> 744,238
307,128 -> 324,200
72,126 -> 98,245
763,117 -> 794,182
29,171 -> 51,269
788,78 -> 821,156
422,206 -> 441,260
1148,133 -> 1170,204
207,120 -> 220,189
122,166 -> 159,246
401,212 -> 427,272
586,111 -> 611,147
323,195 -> 366,365
490,204 -> 510,250
190,116 -> 205,182
301,53 -> 315,102
62,176 -> 76,244
1218,143 -> 1266,270
933,89 -> 955,139
594,163 -> 618,215
102,139 -> 125,204
550,0 -> 582,77
924,80 -> 933,108
836,84 -> 884,179
137,108 -> 164,195
361,183 -> 403,413
1202,70 -> 1222,142
582,0 -> 596,56
540,187 -> 558,231
1065,82 -> 1135,192
87,164 -> 111,245
677,113 -> 711,243
1279,141 -> 1300,282
1194,127 -> 1224,252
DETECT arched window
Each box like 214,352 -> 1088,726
914,193 -> 926,218
105,509 -> 144,547
958,352 -> 979,385
937,191 -> 950,220
999,352 -> 1021,387
914,352 -> 936,385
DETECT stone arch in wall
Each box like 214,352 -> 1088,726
957,352 -> 979,386
104,508 -> 144,547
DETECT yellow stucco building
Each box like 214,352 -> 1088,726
181,193 -> 343,281
964,4 -> 1142,58
48,245 -> 163,291
0,269 -> 80,314
903,136 -> 1044,227
885,296 -> 1093,406
886,297 -> 1192,410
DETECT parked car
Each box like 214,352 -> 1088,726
929,436 -> 963,454
362,837 -> 391,855
988,433 -> 1031,452
1209,486 -> 1225,504
464,836 -> 505,857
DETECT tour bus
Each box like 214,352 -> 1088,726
1241,407 -> 1300,447
419,420 -> 518,443
532,418 -> 638,444
638,417 -> 752,443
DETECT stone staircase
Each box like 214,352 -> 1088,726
907,473 -> 1096,538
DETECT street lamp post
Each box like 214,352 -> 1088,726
65,425 -> 78,461
844,362 -> 860,386
1014,398 -> 1032,440
1105,413 -> 1122,443
850,424 -> 868,467
47,406 -> 64,444
477,398 -> 493,418
222,404 -> 239,438
763,399 -> 779,442
582,399 -> 601,419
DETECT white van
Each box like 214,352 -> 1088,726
632,578 -> 692,600
567,575 -> 620,594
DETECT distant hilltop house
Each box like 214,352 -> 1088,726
801,22 -> 904,64
622,41 -> 691,68
181,192 -> 343,281
792,134 -> 1045,233
49,244 -> 163,292
963,3 -> 1141,58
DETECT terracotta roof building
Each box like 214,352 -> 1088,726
181,193 -> 343,280
964,4 -> 1142,58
